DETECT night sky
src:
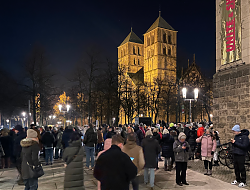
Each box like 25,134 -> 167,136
0,0 -> 215,89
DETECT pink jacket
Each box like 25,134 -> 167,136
196,135 -> 217,157
97,138 -> 112,190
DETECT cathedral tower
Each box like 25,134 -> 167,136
118,28 -> 144,74
144,12 -> 177,86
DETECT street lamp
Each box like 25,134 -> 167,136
182,87 -> 199,123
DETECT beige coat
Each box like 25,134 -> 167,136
122,140 -> 145,172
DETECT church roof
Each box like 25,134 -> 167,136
119,29 -> 143,46
145,15 -> 175,33
128,68 -> 144,85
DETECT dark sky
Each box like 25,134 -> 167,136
0,0 -> 215,87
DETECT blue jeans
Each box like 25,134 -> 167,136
45,148 -> 53,164
24,178 -> 38,190
144,168 -> 155,187
85,146 -> 95,168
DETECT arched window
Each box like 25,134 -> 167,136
133,46 -> 136,55
151,35 -> 154,45
134,58 -> 136,65
163,47 -> 166,55
138,47 -> 140,55
163,33 -> 167,43
138,59 -> 140,65
168,47 -> 171,56
168,34 -> 172,44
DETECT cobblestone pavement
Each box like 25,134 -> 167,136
0,157 -> 244,190
187,159 -> 250,189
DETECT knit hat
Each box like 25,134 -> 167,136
145,130 -> 153,137
14,125 -> 23,132
232,125 -> 241,132
27,129 -> 37,138
178,132 -> 186,140
169,123 -> 174,128
163,129 -> 169,135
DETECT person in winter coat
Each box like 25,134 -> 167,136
196,129 -> 217,176
213,131 -> 221,166
127,128 -> 140,145
187,127 -> 197,160
62,126 -> 74,149
0,129 -> 12,168
106,126 -> 116,139
141,130 -> 161,190
134,124 -> 144,146
197,123 -> 205,137
184,124 -> 190,141
96,128 -> 104,154
63,132 -> 85,190
231,125 -> 249,188
161,129 -> 174,171
21,129 -> 40,190
139,123 -> 146,138
41,127 -> 55,165
55,128 -> 64,159
13,125 -> 26,185
94,134 -> 137,190
173,132 -> 191,186
83,124 -> 97,170
123,133 -> 145,190
121,126 -> 127,140
96,138 -> 112,190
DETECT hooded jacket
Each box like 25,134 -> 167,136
20,138 -> 39,180
141,135 -> 161,168
63,139 -> 84,190
83,127 -> 97,147
122,140 -> 145,172
233,129 -> 249,155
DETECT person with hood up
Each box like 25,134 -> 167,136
13,125 -> 26,185
134,124 -> 144,146
96,138 -> 112,190
141,130 -> 161,190
83,124 -> 97,170
196,129 -> 217,176
231,125 -> 249,188
123,133 -> 145,190
94,134 -> 137,190
20,129 -> 40,190
161,129 -> 174,171
63,132 -> 85,190
173,132 -> 191,186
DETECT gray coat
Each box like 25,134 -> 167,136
173,140 -> 191,162
63,139 -> 85,190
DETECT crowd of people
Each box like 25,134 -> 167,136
0,121 -> 249,190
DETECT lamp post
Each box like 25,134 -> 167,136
182,88 -> 199,123
59,104 -> 70,127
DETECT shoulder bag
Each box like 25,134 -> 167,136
25,154 -> 44,178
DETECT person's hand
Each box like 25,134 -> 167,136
211,151 -> 214,155
231,139 -> 235,143
182,146 -> 186,149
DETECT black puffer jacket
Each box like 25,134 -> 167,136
161,134 -> 174,158
233,129 -> 249,156
134,126 -> 144,145
188,128 -> 197,149
20,138 -> 40,180
141,135 -> 161,168
63,139 -> 84,190
83,127 -> 97,147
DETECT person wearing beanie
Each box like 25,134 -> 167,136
173,132 -> 191,186
231,125 -> 249,188
196,129 -> 217,176
20,129 -> 40,189
142,129 -> 161,189
13,125 -> 26,185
